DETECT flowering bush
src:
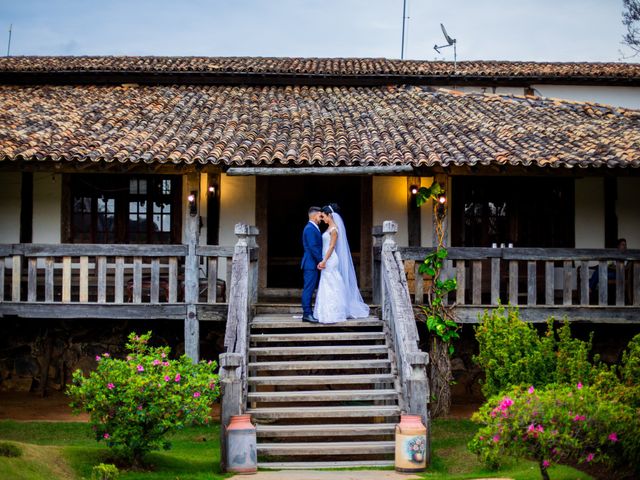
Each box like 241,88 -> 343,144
469,383 -> 640,480
67,332 -> 219,466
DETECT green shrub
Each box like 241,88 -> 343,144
91,463 -> 119,480
473,306 -> 604,398
469,384 -> 640,480
67,331 -> 219,466
0,441 -> 22,457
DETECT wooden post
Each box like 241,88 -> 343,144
491,256 -> 501,305
219,352 -> 243,473
371,225 -> 384,305
527,261 -> 536,305
184,173 -> 201,363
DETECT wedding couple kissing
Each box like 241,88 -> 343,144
301,204 -> 369,324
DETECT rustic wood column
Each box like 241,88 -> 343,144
184,173 -> 200,363
432,173 -> 449,248
219,352 -> 243,472
371,225 -> 384,305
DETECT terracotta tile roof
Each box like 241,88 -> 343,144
0,56 -> 639,82
0,84 -> 638,169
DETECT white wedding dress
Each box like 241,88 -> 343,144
314,227 -> 348,323
314,214 -> 369,323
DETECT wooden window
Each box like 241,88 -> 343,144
452,177 -> 574,248
69,174 -> 181,244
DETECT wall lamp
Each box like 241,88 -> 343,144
410,185 -> 419,195
436,192 -> 447,218
188,191 -> 198,217
208,185 -> 216,195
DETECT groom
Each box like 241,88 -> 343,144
301,206 -> 324,323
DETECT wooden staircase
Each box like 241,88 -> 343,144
247,310 -> 400,469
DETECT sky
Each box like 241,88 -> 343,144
0,0 -> 636,62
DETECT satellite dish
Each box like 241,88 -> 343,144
441,23 -> 455,46
433,23 -> 458,70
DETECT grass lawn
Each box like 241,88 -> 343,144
0,419 -> 592,480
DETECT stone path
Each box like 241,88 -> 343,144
249,471 -> 420,480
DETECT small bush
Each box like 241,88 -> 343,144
67,331 -> 219,466
469,384 -> 640,480
91,463 -> 119,480
0,441 -> 22,458
473,306 -> 604,398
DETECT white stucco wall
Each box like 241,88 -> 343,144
574,177 -> 605,248
532,85 -> 640,110
441,86 -> 526,96
0,172 -> 21,243
372,176 -> 408,246
617,177 -> 640,248
32,173 -> 62,243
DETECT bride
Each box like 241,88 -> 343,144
313,204 -> 370,323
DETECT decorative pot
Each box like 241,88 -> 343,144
395,414 -> 428,473
226,414 -> 257,474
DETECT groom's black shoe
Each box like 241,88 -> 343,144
302,314 -> 319,323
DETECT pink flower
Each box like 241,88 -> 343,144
103,353 -> 110,358
103,433 -> 110,439
193,391 -> 201,398
536,425 -> 544,433
608,432 -> 618,442
107,383 -> 115,390
95,355 -> 101,361
162,361 -> 170,367
573,414 -> 586,422
528,424 -> 536,433
208,360 -> 213,365
164,375 -> 170,382
126,355 -> 132,361
175,374 -> 181,382
209,381 -> 216,390
137,365 -> 144,372
161,352 -> 166,358
153,359 -> 161,366
133,335 -> 139,341
542,460 -> 550,468
499,397 -> 514,410
137,405 -> 143,411
492,434 -> 500,443
528,386 -> 535,394
586,452 -> 594,462
577,382 -> 583,390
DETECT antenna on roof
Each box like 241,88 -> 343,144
400,0 -> 409,59
6,24 -> 12,57
434,23 -> 457,70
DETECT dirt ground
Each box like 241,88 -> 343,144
0,391 -> 221,422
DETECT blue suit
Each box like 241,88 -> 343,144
301,221 -> 323,316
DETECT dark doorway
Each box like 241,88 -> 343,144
265,176 -> 363,288
452,176 -> 575,248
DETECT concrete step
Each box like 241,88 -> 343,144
248,389 -> 398,403
257,441 -> 395,456
248,359 -> 390,371
248,405 -> 401,420
248,373 -> 395,386
258,460 -> 394,469
250,331 -> 386,343
256,423 -> 397,438
251,316 -> 383,329
249,345 -> 388,356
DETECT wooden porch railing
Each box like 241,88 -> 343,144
0,243 -> 234,305
373,236 -> 640,323
377,221 -> 430,456
219,223 -> 259,471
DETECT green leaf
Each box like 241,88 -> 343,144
436,248 -> 449,259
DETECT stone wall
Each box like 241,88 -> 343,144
0,319 -> 225,394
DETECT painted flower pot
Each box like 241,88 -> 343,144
395,414 -> 428,473
226,414 -> 257,474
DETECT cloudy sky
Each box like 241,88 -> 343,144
0,0 -> 635,62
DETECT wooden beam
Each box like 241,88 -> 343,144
226,166 -> 415,176
184,172 -> 201,362
0,303 -> 186,319
454,306 -> 640,324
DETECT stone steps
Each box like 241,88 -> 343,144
247,310 -> 400,467
248,389 -> 397,403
